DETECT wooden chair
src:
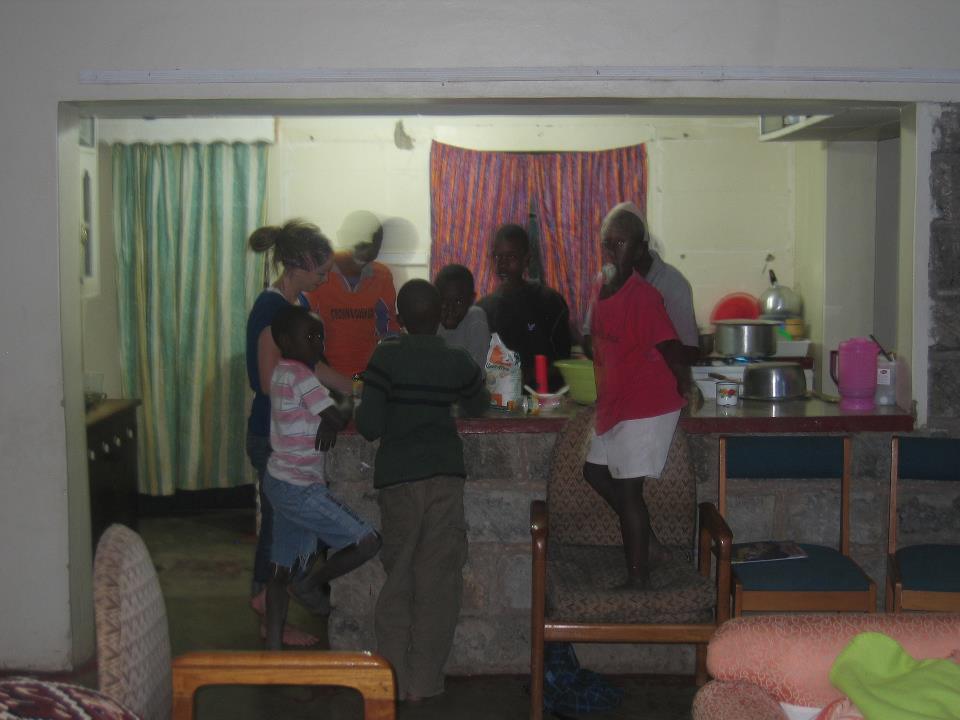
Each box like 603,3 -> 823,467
94,523 -> 395,720
529,407 -> 732,720
886,435 -> 960,612
718,435 -> 876,616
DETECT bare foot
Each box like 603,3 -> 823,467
250,589 -> 320,646
259,621 -> 320,647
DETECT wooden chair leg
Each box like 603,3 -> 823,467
695,643 -> 708,686
529,636 -> 544,720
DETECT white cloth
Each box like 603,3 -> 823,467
586,410 -> 680,479
781,702 -> 824,720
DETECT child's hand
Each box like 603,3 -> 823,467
315,423 -> 338,451
315,405 -> 348,451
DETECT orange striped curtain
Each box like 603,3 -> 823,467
530,145 -> 647,328
429,141 -> 646,328
429,142 -> 531,296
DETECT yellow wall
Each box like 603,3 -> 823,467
273,115 -> 796,330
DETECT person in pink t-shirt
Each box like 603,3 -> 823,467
262,304 -> 381,649
584,209 -> 689,589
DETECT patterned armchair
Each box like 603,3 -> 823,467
529,407 -> 732,720
691,613 -> 960,720
94,524 -> 396,720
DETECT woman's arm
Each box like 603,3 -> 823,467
314,361 -> 353,396
257,327 -> 282,394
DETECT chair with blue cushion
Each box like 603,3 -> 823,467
886,435 -> 960,612
718,435 -> 877,616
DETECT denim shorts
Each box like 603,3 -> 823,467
263,470 -> 374,570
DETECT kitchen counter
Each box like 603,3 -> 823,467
397,396 -> 915,435
681,397 -> 914,434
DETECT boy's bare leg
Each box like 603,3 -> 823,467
265,564 -> 292,650
290,532 -> 382,613
583,462 -> 662,587
620,477 -> 652,588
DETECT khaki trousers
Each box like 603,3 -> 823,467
375,475 -> 468,699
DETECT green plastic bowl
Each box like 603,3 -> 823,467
554,359 -> 597,404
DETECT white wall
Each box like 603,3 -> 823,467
273,115 -> 794,327
794,142 -> 829,389
874,138 -> 901,353
3,0 -> 958,670
823,142 -> 879,394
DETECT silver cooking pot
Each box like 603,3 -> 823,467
741,362 -> 807,401
713,319 -> 778,358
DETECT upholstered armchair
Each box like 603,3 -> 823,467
530,407 -> 732,720
94,523 -> 396,720
691,613 -> 960,720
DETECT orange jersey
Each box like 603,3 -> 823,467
306,254 -> 399,377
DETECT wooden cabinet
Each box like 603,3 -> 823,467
86,399 -> 140,548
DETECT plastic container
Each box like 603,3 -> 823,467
553,359 -> 596,404
829,337 -> 879,410
875,357 -> 897,406
709,293 -> 761,323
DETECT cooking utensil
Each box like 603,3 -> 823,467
869,333 -> 893,361
759,270 -> 803,319
713,319 -> 779,358
740,361 -> 807,401
707,372 -> 740,383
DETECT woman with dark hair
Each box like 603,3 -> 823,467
245,219 -> 351,646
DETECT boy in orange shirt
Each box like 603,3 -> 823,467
307,212 -> 399,377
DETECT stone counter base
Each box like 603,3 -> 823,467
323,429 -> 957,675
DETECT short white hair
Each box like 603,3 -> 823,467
600,201 -> 647,243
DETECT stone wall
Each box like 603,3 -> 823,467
930,104 -> 960,434
323,426 -> 959,676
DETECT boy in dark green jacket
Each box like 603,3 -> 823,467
356,279 -> 488,702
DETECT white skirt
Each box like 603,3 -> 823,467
586,410 -> 681,479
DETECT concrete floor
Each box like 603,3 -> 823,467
141,508 -> 697,719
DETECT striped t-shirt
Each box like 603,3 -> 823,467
266,359 -> 336,486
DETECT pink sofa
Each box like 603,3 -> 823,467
692,613 -> 960,719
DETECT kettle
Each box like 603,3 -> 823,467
759,270 -> 803,319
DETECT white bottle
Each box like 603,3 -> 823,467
875,357 -> 897,406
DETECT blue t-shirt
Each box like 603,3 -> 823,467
245,289 -> 308,436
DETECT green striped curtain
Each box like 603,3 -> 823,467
113,142 -> 268,495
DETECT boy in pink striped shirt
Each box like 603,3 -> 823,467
262,305 -> 381,650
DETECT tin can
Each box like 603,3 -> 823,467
716,381 -> 740,407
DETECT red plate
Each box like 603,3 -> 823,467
710,292 -> 761,323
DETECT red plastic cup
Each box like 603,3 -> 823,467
535,354 -> 549,394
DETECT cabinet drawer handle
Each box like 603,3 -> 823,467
89,450 -> 96,461
125,427 -> 135,439
101,442 -> 111,454
113,435 -> 122,447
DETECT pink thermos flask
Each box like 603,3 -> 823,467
829,337 -> 879,410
